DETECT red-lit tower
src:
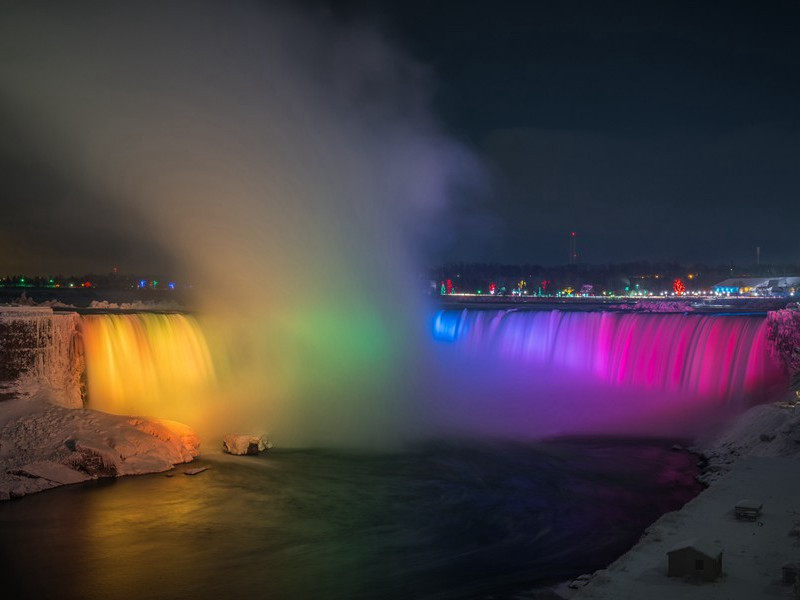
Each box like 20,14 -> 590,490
569,231 -> 578,265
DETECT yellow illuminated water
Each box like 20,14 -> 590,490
80,313 -> 215,422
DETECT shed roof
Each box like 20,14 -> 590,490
667,538 -> 723,559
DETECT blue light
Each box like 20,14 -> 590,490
432,311 -> 461,342
168,282 -> 175,290
139,280 -> 147,289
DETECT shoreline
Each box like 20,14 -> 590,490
549,396 -> 800,599
0,393 -> 199,501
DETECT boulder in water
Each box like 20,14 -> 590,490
222,434 -> 270,456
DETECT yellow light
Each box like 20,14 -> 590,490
80,314 -> 215,422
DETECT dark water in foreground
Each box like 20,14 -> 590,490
0,439 -> 701,600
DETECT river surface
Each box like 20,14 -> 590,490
0,438 -> 701,600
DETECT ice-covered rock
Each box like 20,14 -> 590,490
222,434 -> 270,455
11,461 -> 92,485
184,466 -> 209,476
0,307 -> 83,408
0,395 -> 201,500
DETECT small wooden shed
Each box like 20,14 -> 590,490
783,561 -> 800,585
734,499 -> 763,521
667,539 -> 723,581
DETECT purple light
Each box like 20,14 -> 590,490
430,309 -> 788,438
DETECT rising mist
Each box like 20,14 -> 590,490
0,1 -> 482,445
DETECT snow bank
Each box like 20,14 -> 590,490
0,395 -> 200,500
567,400 -> 800,600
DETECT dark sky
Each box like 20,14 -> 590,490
1,0 -> 799,273
329,0 -> 800,265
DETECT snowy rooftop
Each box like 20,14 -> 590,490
667,539 -> 723,558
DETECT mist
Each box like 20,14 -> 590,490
0,1 -> 481,445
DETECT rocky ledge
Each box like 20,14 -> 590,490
0,395 -> 199,500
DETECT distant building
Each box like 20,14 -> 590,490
667,539 -> 723,581
712,276 -> 800,296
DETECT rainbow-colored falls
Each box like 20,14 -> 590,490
430,309 -> 788,437
80,313 -> 215,420
77,309 -> 790,442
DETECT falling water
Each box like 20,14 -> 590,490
80,314 -> 215,421
430,309 -> 788,438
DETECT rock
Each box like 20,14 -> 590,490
184,466 -> 209,476
10,461 -> 92,485
760,433 -> 776,442
0,397 -> 202,501
567,574 -> 593,589
222,434 -> 270,456
128,418 -> 201,463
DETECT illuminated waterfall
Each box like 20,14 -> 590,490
433,310 -> 786,403
429,309 -> 789,438
77,308 -> 789,443
80,314 -> 215,420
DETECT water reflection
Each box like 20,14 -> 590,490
0,439 -> 701,599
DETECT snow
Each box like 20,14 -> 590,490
666,539 -> 723,558
566,399 -> 800,600
0,394 -> 200,500
87,300 -> 184,311
610,300 -> 695,313
767,305 -> 800,374
222,434 -> 270,455
0,307 -> 83,408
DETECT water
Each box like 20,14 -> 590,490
428,310 -> 788,440
80,313 -> 215,418
433,310 -> 784,402
0,439 -> 701,600
76,310 -> 788,443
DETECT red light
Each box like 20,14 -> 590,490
84,281 -> 91,288
571,232 -> 576,236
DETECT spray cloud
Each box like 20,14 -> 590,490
0,1 -> 481,445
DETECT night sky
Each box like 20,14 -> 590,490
1,0 -> 799,273
350,0 -> 800,265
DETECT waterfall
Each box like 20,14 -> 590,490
430,309 -> 788,437
434,309 -> 785,402
76,309 -> 789,442
80,313 -> 215,419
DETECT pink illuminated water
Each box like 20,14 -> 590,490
430,309 -> 788,438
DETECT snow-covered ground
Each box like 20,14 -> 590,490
562,399 -> 800,600
0,391 -> 199,500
